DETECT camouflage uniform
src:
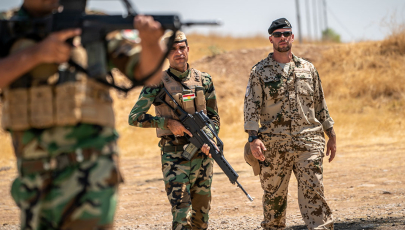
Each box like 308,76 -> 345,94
128,67 -> 220,230
244,53 -> 334,230
1,7 -> 141,230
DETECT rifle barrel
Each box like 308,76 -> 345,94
236,181 -> 254,202
182,20 -> 222,27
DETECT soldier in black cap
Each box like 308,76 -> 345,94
268,18 -> 294,55
243,17 -> 336,229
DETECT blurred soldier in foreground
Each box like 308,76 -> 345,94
128,31 -> 220,229
244,18 -> 337,230
0,0 -> 164,229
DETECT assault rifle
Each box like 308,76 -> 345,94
0,0 -> 220,91
155,88 -> 254,202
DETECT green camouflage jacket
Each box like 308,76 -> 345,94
128,66 -> 220,136
244,53 -> 333,147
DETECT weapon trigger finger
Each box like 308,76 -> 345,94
185,130 -> 192,137
56,29 -> 82,41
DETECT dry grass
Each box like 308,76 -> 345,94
0,30 -> 405,160
186,33 -> 270,62
314,30 -> 405,141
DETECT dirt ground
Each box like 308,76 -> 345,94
0,46 -> 405,229
1,139 -> 405,229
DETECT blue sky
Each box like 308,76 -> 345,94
1,0 -> 404,42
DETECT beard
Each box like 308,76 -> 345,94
275,43 -> 292,52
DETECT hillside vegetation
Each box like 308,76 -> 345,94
1,31 -> 404,161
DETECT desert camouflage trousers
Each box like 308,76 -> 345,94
259,135 -> 333,230
161,149 -> 213,230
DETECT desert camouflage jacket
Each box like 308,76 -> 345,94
128,66 -> 220,136
244,53 -> 334,145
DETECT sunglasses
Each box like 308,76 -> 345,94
272,31 -> 292,38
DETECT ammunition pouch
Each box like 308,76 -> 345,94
1,38 -> 114,131
1,77 -> 115,131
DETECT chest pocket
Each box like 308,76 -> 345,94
295,72 -> 314,96
264,75 -> 285,100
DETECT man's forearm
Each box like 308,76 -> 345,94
0,46 -> 41,88
134,43 -> 164,85
325,127 -> 336,139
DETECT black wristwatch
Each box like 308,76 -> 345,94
248,136 -> 259,142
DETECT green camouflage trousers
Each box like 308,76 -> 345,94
259,136 -> 334,230
161,149 -> 213,230
10,125 -> 122,230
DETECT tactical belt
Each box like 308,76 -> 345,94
20,143 -> 115,176
161,145 -> 186,153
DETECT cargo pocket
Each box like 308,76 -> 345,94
183,100 -> 195,114
195,87 -> 207,114
169,93 -> 182,119
264,76 -> 285,100
296,73 -> 314,96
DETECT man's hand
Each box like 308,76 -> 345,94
200,139 -> 220,158
250,139 -> 266,161
0,28 -> 81,88
35,29 -> 81,64
201,144 -> 212,158
135,15 -> 164,47
134,15 -> 165,85
325,127 -> 337,163
167,119 -> 192,137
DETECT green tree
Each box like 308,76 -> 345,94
322,28 -> 341,43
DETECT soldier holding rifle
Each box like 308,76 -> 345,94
0,0 -> 165,228
128,31 -> 219,230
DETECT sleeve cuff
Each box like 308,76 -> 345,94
322,117 -> 334,131
244,121 -> 259,132
161,117 -> 169,130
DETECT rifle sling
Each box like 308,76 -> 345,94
167,68 -> 190,90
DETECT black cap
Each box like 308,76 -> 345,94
268,18 -> 292,35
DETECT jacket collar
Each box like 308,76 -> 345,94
168,64 -> 190,80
